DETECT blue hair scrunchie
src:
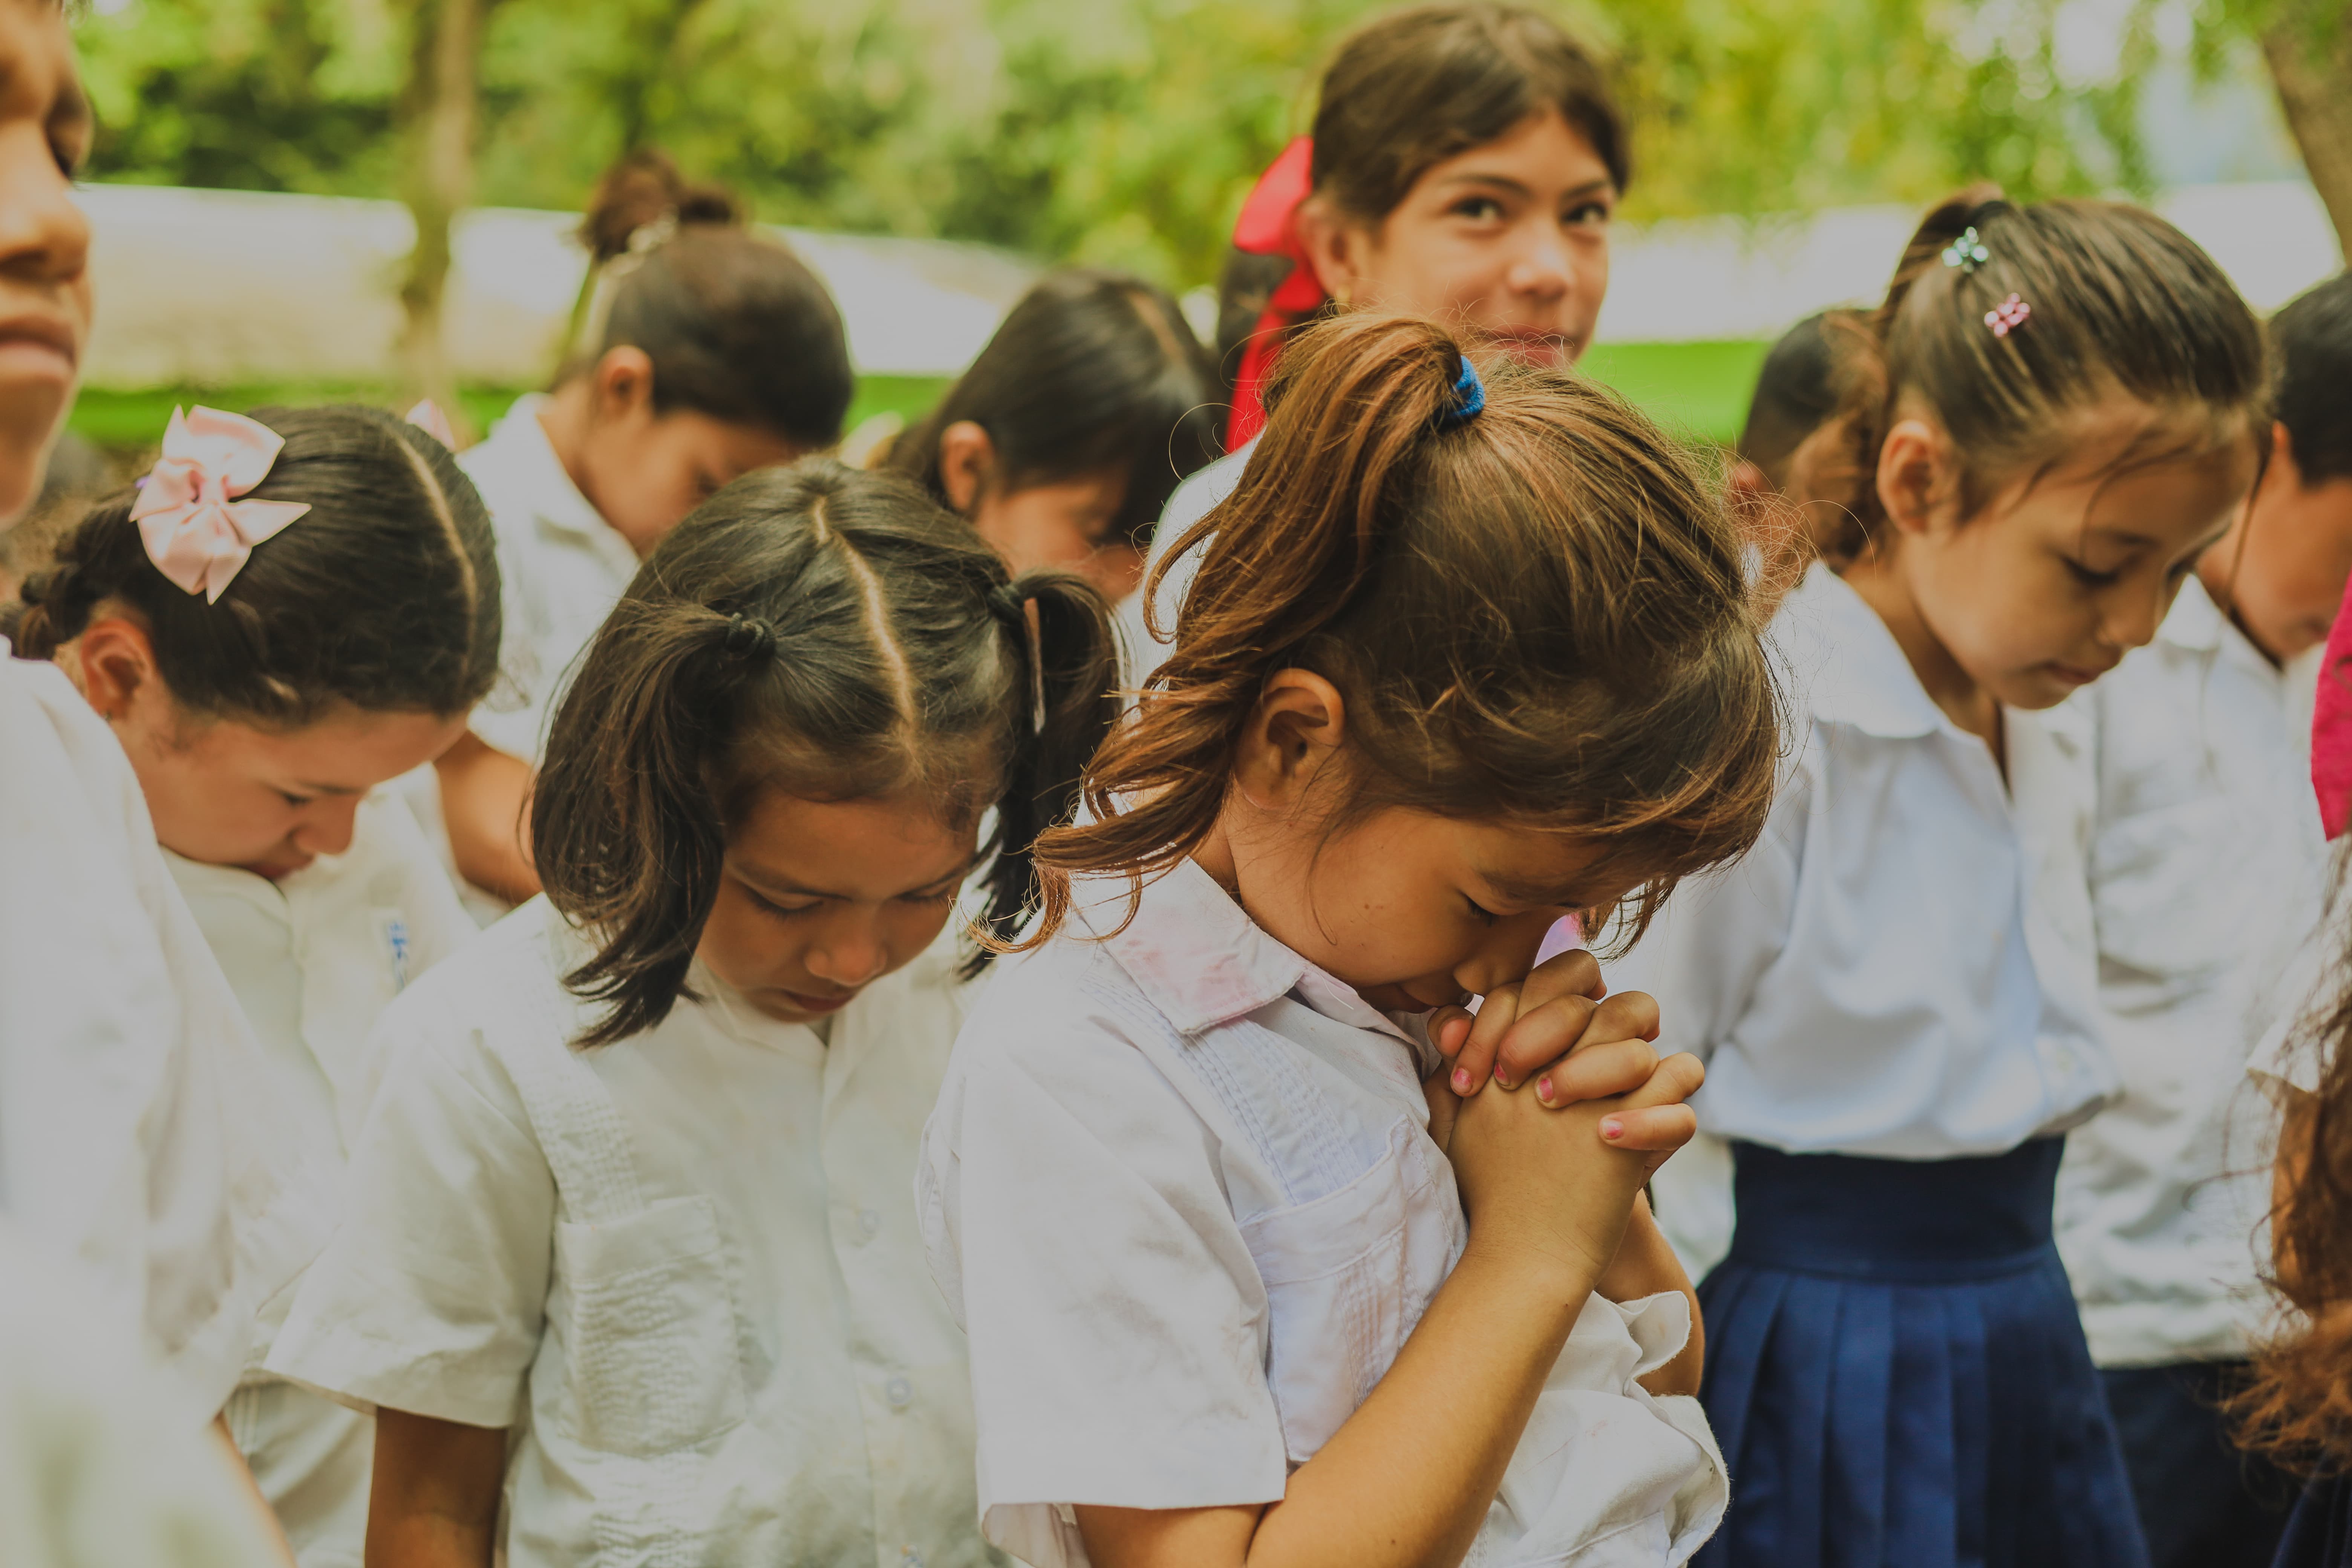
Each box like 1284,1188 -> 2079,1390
1435,352 -> 1485,430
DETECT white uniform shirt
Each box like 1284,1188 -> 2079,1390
921,859 -> 1728,1568
2055,577 -> 2329,1367
0,651 -> 326,1420
1120,441 -> 1248,688
0,1220 -> 285,1568
457,394 -> 640,764
269,897 -> 998,1568
1609,564 -> 2116,1160
166,792 -> 477,1567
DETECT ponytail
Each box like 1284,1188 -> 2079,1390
972,572 -> 1121,968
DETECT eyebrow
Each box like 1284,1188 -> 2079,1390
1475,865 -> 1588,908
290,780 -> 369,798
732,858 -> 972,904
1431,173 -> 1614,203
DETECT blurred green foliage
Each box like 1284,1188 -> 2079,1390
76,0 -> 2156,291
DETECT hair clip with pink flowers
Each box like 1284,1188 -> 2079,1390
1984,294 -> 2032,338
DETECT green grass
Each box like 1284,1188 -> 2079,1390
1579,339 -> 1771,448
63,352 -> 1756,457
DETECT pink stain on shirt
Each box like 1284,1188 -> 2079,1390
2315,572 -> 2352,839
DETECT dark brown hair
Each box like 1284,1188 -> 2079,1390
893,268 -> 1224,551
2237,870 -> 2352,1472
568,149 -> 854,450
534,458 -> 1119,1048
1789,188 -> 2268,566
1029,311 -> 1780,945
8,404 -> 500,724
2271,271 -> 2352,485
1215,3 -> 1627,381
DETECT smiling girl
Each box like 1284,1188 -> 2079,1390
266,461 -> 1118,1568
13,401 -> 504,1565
1131,0 -> 1622,678
1607,194 -> 2270,1568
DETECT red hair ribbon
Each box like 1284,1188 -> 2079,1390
2313,570 -> 2352,837
1227,137 -> 1326,449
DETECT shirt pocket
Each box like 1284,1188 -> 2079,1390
2090,798 -> 2246,1000
1238,1119 -> 1452,1465
553,1196 -> 748,1456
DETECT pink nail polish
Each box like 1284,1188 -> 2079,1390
1536,1078 -> 1554,1102
1601,1118 -> 1623,1140
1452,1068 -> 1472,1093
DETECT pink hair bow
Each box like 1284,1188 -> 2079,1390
131,406 -> 311,603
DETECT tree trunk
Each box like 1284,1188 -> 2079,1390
2260,5 -> 2352,266
397,0 -> 487,438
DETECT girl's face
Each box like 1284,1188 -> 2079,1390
74,614 -> 464,878
1198,670 -> 1635,1012
0,0 -> 92,527
1871,401 -> 2260,712
937,419 -> 1145,600
1302,107 -> 1614,369
699,787 -> 976,1026
2202,421 -> 2352,663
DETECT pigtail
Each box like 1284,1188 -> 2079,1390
6,498 -> 131,657
1034,312 -> 1463,931
972,570 -> 1120,969
534,597 -> 778,1049
1787,183 -> 2003,565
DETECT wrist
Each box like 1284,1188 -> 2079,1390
1456,1228 -> 1611,1314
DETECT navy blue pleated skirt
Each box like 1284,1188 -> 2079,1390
2274,1476 -> 2352,1568
1695,1139 -> 2150,1568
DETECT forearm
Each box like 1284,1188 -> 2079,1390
366,1409 -> 505,1568
210,1415 -> 297,1567
1594,1195 -> 1703,1396
433,732 -> 539,904
1080,1241 -> 1600,1568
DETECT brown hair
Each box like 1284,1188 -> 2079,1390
1028,311 -> 1780,945
1789,188 -> 2267,566
893,268 -> 1224,551
1214,3 -> 1628,381
566,149 -> 853,450
533,459 -> 1118,1049
8,405 -> 500,724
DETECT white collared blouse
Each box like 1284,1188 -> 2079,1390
1607,562 -> 2116,1159
456,394 -> 642,766
268,898 -> 998,1568
2056,576 -> 2329,1366
920,859 -> 1728,1568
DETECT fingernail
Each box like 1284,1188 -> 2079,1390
1493,1066 -> 1509,1086
1452,1069 -> 1472,1093
1536,1077 -> 1554,1103
1601,1118 -> 1624,1140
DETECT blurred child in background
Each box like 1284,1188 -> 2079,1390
269,462 -> 1118,1568
433,149 -> 853,905
2052,271 -> 2352,1568
891,267 -> 1222,604
13,402 -> 503,1567
1612,193 -> 2269,1568
1133,0 -> 1627,681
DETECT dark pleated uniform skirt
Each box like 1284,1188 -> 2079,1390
2275,1476 -> 2352,1568
1694,1139 -> 2150,1568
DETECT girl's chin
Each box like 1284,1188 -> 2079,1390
1479,331 -> 1578,369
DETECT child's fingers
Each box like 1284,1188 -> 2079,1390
1516,948 -> 1605,1012
1596,1103 -> 1699,1155
1444,986 -> 1525,1096
1531,1037 -> 1658,1109
1431,1006 -> 1475,1063
1496,989 -> 1659,1092
1615,1051 -> 1707,1112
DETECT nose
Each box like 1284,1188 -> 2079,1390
1506,220 -> 1573,303
291,797 -> 361,860
803,909 -> 891,991
1456,910 -> 1559,998
2103,578 -> 2173,654
0,124 -> 89,290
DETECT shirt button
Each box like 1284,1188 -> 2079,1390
2052,1046 -> 2077,1075
886,1375 -> 913,1409
859,1208 -> 881,1239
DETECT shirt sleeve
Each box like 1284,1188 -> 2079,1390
266,984 -> 555,1429
1605,756 -> 1810,1066
934,1012 -> 1288,1546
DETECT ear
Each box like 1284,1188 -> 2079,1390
591,345 -> 658,426
1292,194 -> 1370,309
1231,668 -> 1347,813
2270,418 -> 2303,488
74,615 -> 162,727
1875,417 -> 1954,541
937,420 -> 996,515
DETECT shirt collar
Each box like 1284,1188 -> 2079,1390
1776,560 -> 1948,740
1073,858 -> 1410,1043
479,394 -> 622,550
